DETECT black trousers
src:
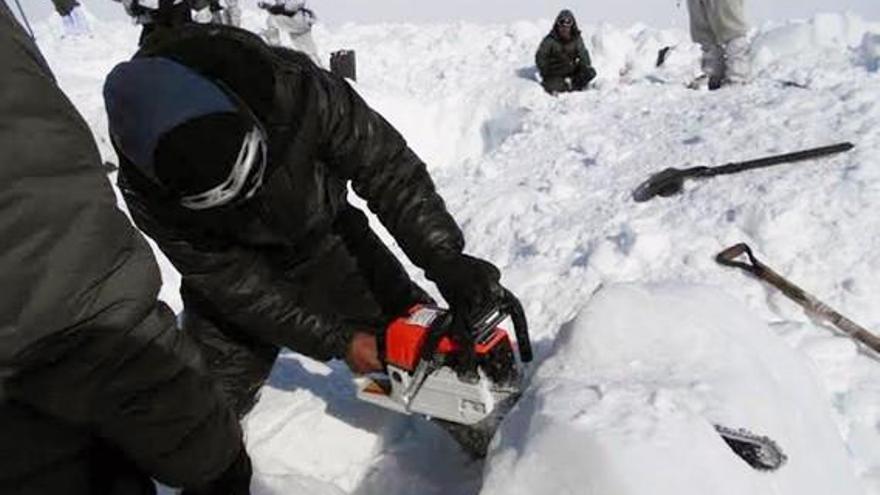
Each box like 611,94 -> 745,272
541,64 -> 597,94
182,207 -> 431,417
0,403 -> 155,495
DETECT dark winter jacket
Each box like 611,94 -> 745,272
0,5 -> 244,494
535,10 -> 594,79
115,25 -> 464,362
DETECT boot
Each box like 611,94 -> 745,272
62,6 -> 90,37
724,36 -> 751,85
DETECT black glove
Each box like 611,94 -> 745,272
426,254 -> 506,333
426,254 -> 533,373
182,447 -> 252,495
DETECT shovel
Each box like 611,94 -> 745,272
632,142 -> 855,202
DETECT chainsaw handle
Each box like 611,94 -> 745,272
503,289 -> 533,363
416,290 -> 533,365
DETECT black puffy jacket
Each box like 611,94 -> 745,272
116,25 -> 465,361
0,6 -> 244,494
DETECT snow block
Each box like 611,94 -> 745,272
482,284 -> 863,495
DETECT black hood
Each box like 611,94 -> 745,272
551,9 -> 581,39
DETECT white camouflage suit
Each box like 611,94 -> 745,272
687,0 -> 750,83
263,0 -> 322,67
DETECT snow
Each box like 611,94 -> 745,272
481,283 -> 863,495
32,7 -> 880,495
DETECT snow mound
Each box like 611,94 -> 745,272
482,284 -> 863,495
751,13 -> 880,81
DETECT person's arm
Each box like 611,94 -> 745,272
576,37 -> 593,68
313,71 -> 465,269
332,205 -> 433,318
120,181 -> 357,362
312,69 -> 510,326
535,37 -> 555,75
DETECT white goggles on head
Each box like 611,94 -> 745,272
179,126 -> 268,210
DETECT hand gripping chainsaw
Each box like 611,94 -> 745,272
357,294 -> 532,454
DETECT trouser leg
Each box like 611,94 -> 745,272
571,64 -> 597,91
288,30 -> 322,67
263,16 -> 282,45
707,0 -> 750,83
272,12 -> 322,66
705,0 -> 748,44
225,0 -> 241,26
688,0 -> 725,80
724,36 -> 750,83
704,0 -> 750,83
51,0 -> 80,17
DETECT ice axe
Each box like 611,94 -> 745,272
716,243 -> 880,358
632,142 -> 855,202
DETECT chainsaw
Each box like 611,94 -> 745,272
357,296 -> 532,456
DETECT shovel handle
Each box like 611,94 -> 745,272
715,243 -> 762,275
716,243 -> 880,357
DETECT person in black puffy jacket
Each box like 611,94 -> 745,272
104,24 -> 526,417
0,5 -> 249,495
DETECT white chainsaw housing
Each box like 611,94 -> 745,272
357,363 -> 518,425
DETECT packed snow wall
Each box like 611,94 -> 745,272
482,284 -> 863,495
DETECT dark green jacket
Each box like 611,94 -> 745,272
535,10 -> 594,78
0,5 -> 243,493
116,26 -> 463,362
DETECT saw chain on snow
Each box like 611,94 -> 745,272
715,424 -> 788,471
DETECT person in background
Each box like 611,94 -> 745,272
686,0 -> 750,89
192,0 -> 241,27
0,4 -> 251,494
535,9 -> 597,94
258,0 -> 321,66
113,0 -> 193,45
51,0 -> 90,36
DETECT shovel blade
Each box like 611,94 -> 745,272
632,168 -> 686,202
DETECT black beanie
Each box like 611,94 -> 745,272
154,112 -> 250,196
